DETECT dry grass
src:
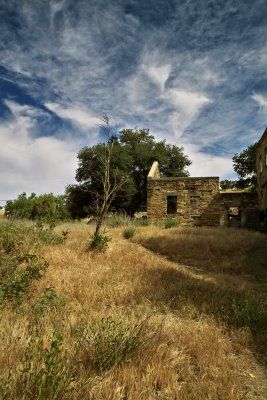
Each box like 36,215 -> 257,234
0,221 -> 266,399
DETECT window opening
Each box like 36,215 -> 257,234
228,206 -> 241,221
167,195 -> 177,214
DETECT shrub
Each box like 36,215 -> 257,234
164,217 -> 180,229
34,221 -> 65,245
89,231 -> 110,252
79,317 -> 146,372
123,227 -> 135,239
0,254 -> 47,306
134,218 -> 150,227
0,332 -> 79,400
33,286 -> 66,316
0,222 -> 48,307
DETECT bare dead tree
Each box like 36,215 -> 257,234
92,114 -> 127,239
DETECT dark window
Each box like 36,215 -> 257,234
228,206 -> 241,220
167,195 -> 177,214
227,206 -> 241,227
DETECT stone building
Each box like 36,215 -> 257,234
147,161 -> 259,228
256,128 -> 267,224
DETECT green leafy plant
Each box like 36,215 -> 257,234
134,218 -> 150,227
89,231 -> 110,252
0,254 -> 47,306
33,286 -> 66,316
122,227 -> 135,239
0,332 -> 79,400
34,222 -> 64,245
0,222 -> 49,307
164,217 -> 180,229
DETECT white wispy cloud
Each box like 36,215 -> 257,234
0,101 -> 78,199
45,103 -> 100,131
252,93 -> 267,111
0,0 -> 266,199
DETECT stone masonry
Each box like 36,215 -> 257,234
147,162 -> 220,226
147,161 -> 260,228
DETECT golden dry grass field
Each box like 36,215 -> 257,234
0,220 -> 266,399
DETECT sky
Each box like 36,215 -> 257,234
0,0 -> 267,203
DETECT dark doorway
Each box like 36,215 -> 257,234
167,195 -> 177,214
228,206 -> 241,227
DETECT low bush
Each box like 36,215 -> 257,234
33,286 -> 66,316
0,332 -> 79,400
164,217 -> 180,229
134,218 -> 150,227
0,222 -> 48,307
34,221 -> 65,245
89,231 -> 110,252
0,253 -> 47,307
122,227 -> 135,239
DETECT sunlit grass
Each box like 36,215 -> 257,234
0,221 -> 266,399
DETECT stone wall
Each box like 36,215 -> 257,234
217,191 -> 260,228
147,175 -> 220,226
147,161 -> 260,228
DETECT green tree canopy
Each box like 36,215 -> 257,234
220,142 -> 257,190
67,129 -> 191,216
5,193 -> 70,221
232,143 -> 257,188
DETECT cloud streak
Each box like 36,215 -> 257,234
0,0 -> 266,199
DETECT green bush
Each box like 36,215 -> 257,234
164,217 -> 180,229
80,317 -> 145,372
33,286 -> 66,316
0,332 -> 79,400
89,231 -> 110,252
33,221 -> 65,245
134,218 -> 149,227
0,222 -> 48,307
0,254 -> 47,306
122,227 -> 135,239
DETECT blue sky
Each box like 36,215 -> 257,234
0,0 -> 267,202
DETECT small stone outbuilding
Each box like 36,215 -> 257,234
147,161 -> 259,228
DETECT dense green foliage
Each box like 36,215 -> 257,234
232,143 -> 257,188
220,179 -> 237,190
0,222 -> 45,307
0,221 -> 67,308
5,193 -> 70,222
221,142 -> 257,190
66,129 -> 191,217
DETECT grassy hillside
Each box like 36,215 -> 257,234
0,220 -> 266,399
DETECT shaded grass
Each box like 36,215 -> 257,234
136,226 -> 267,276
